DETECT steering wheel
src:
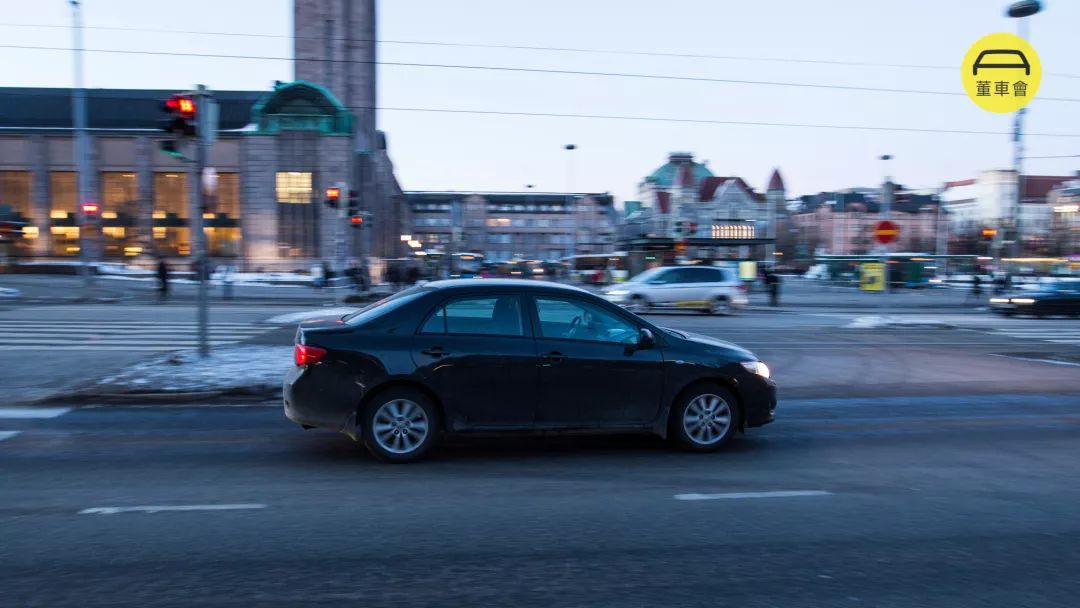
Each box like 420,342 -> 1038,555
566,315 -> 582,338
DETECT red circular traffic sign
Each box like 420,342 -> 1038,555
873,220 -> 900,245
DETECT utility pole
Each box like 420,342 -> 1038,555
191,84 -> 213,358
70,0 -> 93,296
1006,0 -> 1042,258
880,154 -> 893,317
564,144 -> 577,261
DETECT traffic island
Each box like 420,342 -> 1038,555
46,345 -> 292,404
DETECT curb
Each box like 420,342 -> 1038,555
36,385 -> 280,406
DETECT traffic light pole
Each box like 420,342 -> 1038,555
192,85 -> 211,358
70,0 -> 94,296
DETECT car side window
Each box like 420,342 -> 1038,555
535,297 -> 638,344
686,267 -> 723,283
420,295 -> 525,337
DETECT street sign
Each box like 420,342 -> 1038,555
860,262 -> 885,291
873,220 -> 899,245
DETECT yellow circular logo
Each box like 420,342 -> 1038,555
962,32 -> 1041,113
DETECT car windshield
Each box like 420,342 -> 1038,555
343,286 -> 432,325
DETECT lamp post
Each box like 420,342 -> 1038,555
564,144 -> 577,260
70,0 -> 93,295
1006,0 -> 1042,259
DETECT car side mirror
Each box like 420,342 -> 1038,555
637,328 -> 655,349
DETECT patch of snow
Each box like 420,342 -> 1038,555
845,315 -> 954,329
98,263 -> 153,276
265,307 -> 359,325
0,287 -> 21,298
93,346 -> 293,393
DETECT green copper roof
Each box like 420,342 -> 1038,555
249,80 -> 352,135
647,160 -> 713,187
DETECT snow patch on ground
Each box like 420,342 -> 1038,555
265,307 -> 359,325
92,346 -> 293,394
845,315 -> 955,329
0,287 -> 21,298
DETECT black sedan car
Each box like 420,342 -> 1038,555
989,279 -> 1080,317
284,280 -> 776,462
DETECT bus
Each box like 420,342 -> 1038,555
563,253 -> 629,284
813,254 -> 980,288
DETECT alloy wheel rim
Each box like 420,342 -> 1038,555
682,394 -> 732,445
373,399 -> 429,454
711,299 -> 730,314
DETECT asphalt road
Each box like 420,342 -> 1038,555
3,392 -> 1080,607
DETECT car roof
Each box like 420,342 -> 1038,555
422,278 -> 590,294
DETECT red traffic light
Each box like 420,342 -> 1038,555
165,95 -> 196,116
81,202 -> 100,216
325,187 -> 341,200
350,215 -> 363,225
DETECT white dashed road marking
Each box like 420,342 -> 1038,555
79,504 -> 267,515
0,407 -> 73,419
675,490 -> 833,501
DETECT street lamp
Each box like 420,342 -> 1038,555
1006,0 -> 1043,259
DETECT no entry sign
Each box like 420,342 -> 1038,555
874,220 -> 899,245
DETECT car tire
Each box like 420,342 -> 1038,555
668,383 -> 741,452
628,295 -> 648,313
708,296 -> 732,316
361,387 -> 441,463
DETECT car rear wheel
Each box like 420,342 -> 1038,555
669,384 -> 740,452
708,296 -> 732,315
361,388 -> 440,463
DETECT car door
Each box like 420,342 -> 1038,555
645,268 -> 695,305
682,267 -> 724,306
530,295 -> 664,427
412,293 -> 538,428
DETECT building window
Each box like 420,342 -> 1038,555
0,171 -> 34,256
48,172 -> 78,256
485,217 -> 511,227
276,171 -> 318,258
153,172 -> 190,256
207,172 -> 241,257
101,172 -> 139,258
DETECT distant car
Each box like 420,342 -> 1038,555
988,279 -> 1080,317
602,266 -> 748,315
284,279 -> 776,462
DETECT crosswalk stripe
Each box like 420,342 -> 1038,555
0,346 -> 250,351
0,323 -> 261,328
0,407 -> 73,419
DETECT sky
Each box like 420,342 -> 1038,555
1,0 -> 1078,205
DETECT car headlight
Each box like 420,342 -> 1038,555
606,289 -> 629,296
1011,298 -> 1035,305
989,297 -> 1010,303
740,360 -> 771,379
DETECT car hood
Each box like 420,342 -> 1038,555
662,327 -> 757,361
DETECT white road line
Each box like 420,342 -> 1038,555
79,503 -> 267,515
0,407 -> 73,419
0,431 -> 21,441
674,490 -> 833,501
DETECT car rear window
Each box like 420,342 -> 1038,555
344,286 -> 431,326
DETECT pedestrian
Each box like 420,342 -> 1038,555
969,274 -> 983,305
765,270 -> 781,307
321,261 -> 332,289
156,256 -> 170,302
406,264 -> 420,286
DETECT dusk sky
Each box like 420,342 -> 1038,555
2,0 -> 1078,203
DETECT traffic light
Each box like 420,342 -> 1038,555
350,214 -> 364,228
347,189 -> 359,215
324,187 -> 341,209
160,93 -> 196,158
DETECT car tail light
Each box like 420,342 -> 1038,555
294,344 -> 328,366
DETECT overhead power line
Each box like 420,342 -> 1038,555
1,43 -> 1078,104
0,21 -> 1076,80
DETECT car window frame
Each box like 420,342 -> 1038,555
527,293 -> 643,346
415,291 -> 533,339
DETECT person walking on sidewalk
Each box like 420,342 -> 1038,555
967,274 -> 984,306
156,256 -> 170,302
765,270 -> 781,307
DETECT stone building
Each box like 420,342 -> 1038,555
406,191 -> 616,262
0,0 -> 409,270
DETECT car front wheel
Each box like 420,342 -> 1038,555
669,384 -> 740,452
361,388 -> 441,463
708,296 -> 732,315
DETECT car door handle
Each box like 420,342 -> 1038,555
540,351 -> 566,365
421,346 -> 450,357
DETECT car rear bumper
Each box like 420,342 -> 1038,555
283,364 -> 360,440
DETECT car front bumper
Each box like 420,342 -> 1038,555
739,373 -> 777,428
